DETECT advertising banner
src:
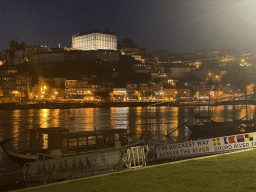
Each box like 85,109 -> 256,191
148,132 -> 256,159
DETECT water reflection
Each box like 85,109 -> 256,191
11,110 -> 21,150
168,107 -> 178,138
0,105 -> 255,155
51,109 -> 61,128
83,108 -> 96,131
135,107 -> 142,135
39,109 -> 51,128
111,107 -> 129,130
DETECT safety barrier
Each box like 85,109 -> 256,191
122,145 -> 148,169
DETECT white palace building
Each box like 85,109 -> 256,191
72,31 -> 118,51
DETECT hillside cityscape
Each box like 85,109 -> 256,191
0,29 -> 255,104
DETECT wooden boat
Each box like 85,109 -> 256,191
185,92 -> 256,140
0,127 -> 144,167
186,114 -> 256,140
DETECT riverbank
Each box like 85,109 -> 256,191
0,99 -> 255,110
18,148 -> 256,192
0,101 -> 159,110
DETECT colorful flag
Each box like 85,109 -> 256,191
224,137 -> 228,144
228,136 -> 236,143
213,138 -> 220,146
236,135 -> 245,142
245,134 -> 254,141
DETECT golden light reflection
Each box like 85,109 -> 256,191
207,105 -> 256,122
51,109 -> 61,127
213,106 -> 225,121
166,107 -> 179,139
110,107 -> 129,129
43,134 -> 48,149
39,109 -> 51,128
12,110 -> 21,150
84,108 -> 95,131
198,106 -> 209,113
4,104 -> 256,153
135,107 -> 142,134
248,105 -> 256,119
27,109 -> 35,129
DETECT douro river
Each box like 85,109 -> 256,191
0,105 -> 254,157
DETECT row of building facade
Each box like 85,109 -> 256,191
0,30 -> 241,102
0,68 -> 215,103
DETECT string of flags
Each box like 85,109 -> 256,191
213,133 -> 253,146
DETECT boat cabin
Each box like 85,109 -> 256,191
29,127 -> 128,156
29,127 -> 68,156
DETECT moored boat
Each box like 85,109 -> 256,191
186,114 -> 256,140
0,127 -> 144,167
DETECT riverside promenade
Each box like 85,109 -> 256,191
1,99 -> 255,110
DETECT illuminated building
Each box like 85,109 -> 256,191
71,31 -> 119,62
139,82 -> 163,99
163,88 -> 177,101
0,70 -> 31,102
110,88 -> 127,102
133,63 -> 155,73
151,73 -> 167,81
126,84 -> 139,101
72,31 -> 117,51
177,88 -> 191,97
64,79 -> 104,100
168,64 -> 196,79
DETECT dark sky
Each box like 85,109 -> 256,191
1,0 -> 256,54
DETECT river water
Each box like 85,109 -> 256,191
0,105 -> 255,157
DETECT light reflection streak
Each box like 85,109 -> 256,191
51,109 -> 61,128
11,110 -> 21,150
170,107 -> 179,138
135,107 -> 142,135
110,107 -> 129,129
83,108 -> 94,131
39,109 -> 51,128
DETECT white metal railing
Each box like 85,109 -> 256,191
122,145 -> 148,169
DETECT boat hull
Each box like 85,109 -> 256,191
1,147 -> 36,167
187,121 -> 256,140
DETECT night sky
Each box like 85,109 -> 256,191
1,0 -> 256,54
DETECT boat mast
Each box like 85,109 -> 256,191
246,90 -> 248,122
208,93 -> 211,120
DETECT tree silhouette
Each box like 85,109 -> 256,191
105,29 -> 112,34
122,38 -> 137,48
221,63 -> 249,92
